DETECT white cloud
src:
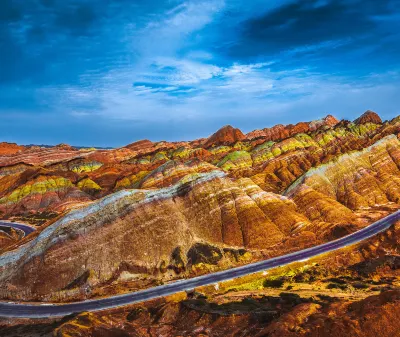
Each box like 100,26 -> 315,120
148,58 -> 223,85
47,0 -> 400,129
134,0 -> 225,64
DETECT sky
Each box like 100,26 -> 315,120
1,0 -> 400,147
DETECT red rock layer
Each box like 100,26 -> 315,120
0,173 -> 314,299
50,290 -> 400,337
0,142 -> 25,155
285,135 -> 400,210
0,230 -> 18,250
203,125 -> 246,148
246,114 -> 339,141
0,147 -> 83,167
124,139 -> 154,151
49,221 -> 400,337
354,110 -> 383,124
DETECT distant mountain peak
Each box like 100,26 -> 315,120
203,125 -> 246,148
246,114 -> 339,142
323,114 -> 340,125
125,139 -> 154,151
354,110 -> 382,125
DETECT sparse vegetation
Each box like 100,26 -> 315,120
263,278 -> 285,288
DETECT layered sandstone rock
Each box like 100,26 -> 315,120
0,147 -> 84,167
124,139 -> 154,151
0,175 -> 92,216
44,221 -> 400,337
203,125 -> 246,148
48,289 -> 400,337
139,159 -> 217,189
0,110 -> 399,302
246,115 -> 339,141
0,110 -> 390,219
248,120 -> 390,193
0,228 -> 19,250
0,171 -> 316,299
0,142 -> 25,155
285,135 -> 400,210
354,110 -> 383,125
217,150 -> 253,171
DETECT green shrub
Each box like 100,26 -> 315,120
326,283 -> 347,290
263,278 -> 284,288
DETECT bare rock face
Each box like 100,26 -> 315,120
0,142 -> 25,155
0,175 -> 92,216
247,123 -> 290,141
87,148 -> 135,164
288,185 -> 356,224
0,147 -> 85,167
50,289 -> 400,337
0,111 -> 394,219
354,110 -> 382,125
319,114 -> 340,127
0,171 -> 314,299
0,230 -> 18,250
246,115 -> 339,141
139,159 -> 218,189
1,112 -> 400,304
124,139 -> 154,151
54,143 -> 77,151
203,125 -> 246,148
285,135 -> 400,210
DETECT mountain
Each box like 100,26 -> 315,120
1,110 -> 400,336
246,114 -> 339,141
0,142 -> 25,155
203,125 -> 246,148
1,110 -> 400,302
354,110 -> 383,125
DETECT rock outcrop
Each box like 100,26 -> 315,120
285,135 -> 400,210
203,125 -> 246,148
0,228 -> 19,250
0,171 -> 314,299
354,110 -> 382,125
0,175 -> 92,216
246,115 -> 339,141
124,139 -> 154,151
0,110 -> 399,303
0,142 -> 25,155
48,289 -> 400,337
0,110 -> 391,219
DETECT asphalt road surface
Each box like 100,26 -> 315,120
0,221 -> 36,237
0,209 -> 399,318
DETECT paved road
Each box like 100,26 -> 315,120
0,221 -> 36,237
0,210 -> 399,318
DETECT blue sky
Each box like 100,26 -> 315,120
1,0 -> 400,146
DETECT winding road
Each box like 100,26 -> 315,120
0,221 -> 36,237
0,210 -> 399,318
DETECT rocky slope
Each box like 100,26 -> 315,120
0,111 -> 397,220
2,125 -> 400,301
1,111 -> 400,336
246,114 -> 339,141
0,227 -> 19,250
0,171 -> 312,299
354,110 -> 383,125
285,135 -> 400,210
46,290 -> 400,337
11,219 -> 395,337
3,221 -> 399,336
203,124 -> 246,147
0,142 -> 25,155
